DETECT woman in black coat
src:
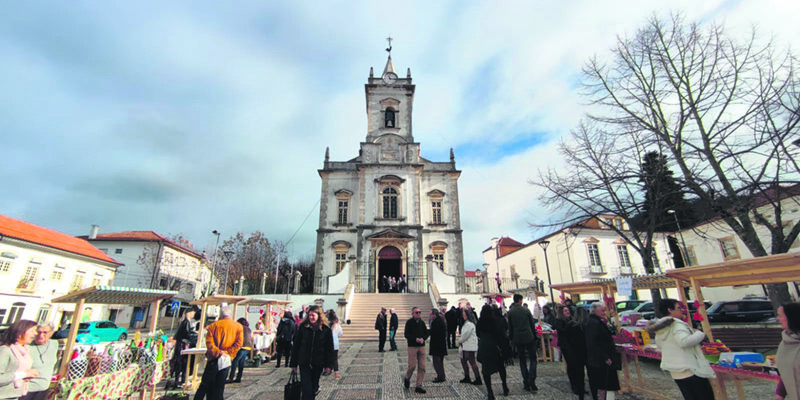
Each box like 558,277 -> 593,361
429,308 -> 448,382
170,307 -> 198,387
290,306 -> 334,400
477,305 -> 511,400
554,305 -> 588,399
583,303 -> 620,400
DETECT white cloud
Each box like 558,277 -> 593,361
1,0 -> 797,269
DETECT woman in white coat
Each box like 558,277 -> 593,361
456,307 -> 481,385
645,299 -> 715,400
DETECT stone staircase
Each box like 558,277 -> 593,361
340,293 -> 433,342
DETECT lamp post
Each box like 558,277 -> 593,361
208,230 -> 221,295
222,250 -> 234,295
538,240 -> 555,304
667,210 -> 690,267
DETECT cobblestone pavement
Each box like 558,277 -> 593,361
185,342 -> 774,400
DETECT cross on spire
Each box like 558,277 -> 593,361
385,36 -> 393,54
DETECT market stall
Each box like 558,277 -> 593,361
183,295 -> 247,391
552,275 -> 690,400
235,298 -> 292,358
665,253 -> 800,400
51,285 -> 178,400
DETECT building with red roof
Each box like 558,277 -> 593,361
0,214 -> 121,328
83,229 -> 210,328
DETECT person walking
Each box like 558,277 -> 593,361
495,273 -> 502,292
275,311 -> 295,368
290,306 -> 333,400
775,302 -> 800,400
584,302 -> 620,400
445,306 -> 458,349
19,323 -> 58,400
507,293 -> 538,391
404,307 -> 429,394
375,307 -> 388,352
399,275 -> 407,293
193,305 -> 243,400
554,305 -> 587,399
645,299 -> 715,400
171,307 -> 199,387
477,305 -> 511,400
388,309 -> 399,351
429,308 -> 448,383
457,307 -> 481,386
0,320 -> 39,400
326,310 -> 343,380
228,318 -> 253,383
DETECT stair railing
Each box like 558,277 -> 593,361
343,283 -> 355,322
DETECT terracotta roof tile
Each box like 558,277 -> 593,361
0,214 -> 121,265
85,231 -> 203,259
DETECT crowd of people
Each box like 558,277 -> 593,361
2,298 -> 798,400
378,274 -> 407,293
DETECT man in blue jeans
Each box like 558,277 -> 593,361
507,294 -> 538,391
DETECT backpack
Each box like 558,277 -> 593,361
278,319 -> 294,343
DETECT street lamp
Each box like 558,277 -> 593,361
222,250 -> 234,295
208,230 -> 221,295
667,210 -> 690,267
538,240 -> 555,304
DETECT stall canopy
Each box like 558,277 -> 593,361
666,252 -> 800,287
52,285 -> 178,305
51,285 -> 178,379
666,252 -> 800,341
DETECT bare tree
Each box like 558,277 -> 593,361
534,122 -> 667,301
216,231 -> 287,295
580,13 -> 800,306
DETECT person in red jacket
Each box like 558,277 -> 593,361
193,305 -> 243,400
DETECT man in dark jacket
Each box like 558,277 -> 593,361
404,307 -> 430,394
507,294 -> 539,392
375,307 -> 388,352
445,306 -> 458,349
429,308 -> 448,382
389,308 -> 399,351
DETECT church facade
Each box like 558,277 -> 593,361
313,54 -> 465,294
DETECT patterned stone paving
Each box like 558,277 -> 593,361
171,341 -> 776,400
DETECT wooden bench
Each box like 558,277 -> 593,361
710,327 -> 783,351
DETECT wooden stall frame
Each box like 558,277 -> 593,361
235,297 -> 292,358
665,252 -> 800,400
183,295 -> 247,391
51,285 -> 178,400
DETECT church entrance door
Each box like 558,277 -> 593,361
377,246 -> 402,293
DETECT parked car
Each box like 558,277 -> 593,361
52,321 -> 128,342
706,300 -> 775,323
616,300 -> 647,313
639,301 -> 714,321
619,301 -> 655,325
575,299 -> 601,309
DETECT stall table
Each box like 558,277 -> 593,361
51,285 -> 178,400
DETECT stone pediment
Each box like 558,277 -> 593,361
365,229 -> 415,240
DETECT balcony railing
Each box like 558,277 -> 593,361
16,278 -> 38,293
580,265 -> 606,276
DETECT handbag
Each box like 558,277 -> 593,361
284,370 -> 302,400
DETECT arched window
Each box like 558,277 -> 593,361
384,108 -> 396,128
7,302 -> 25,324
382,187 -> 398,218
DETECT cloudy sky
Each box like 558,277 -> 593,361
2,1 -> 797,268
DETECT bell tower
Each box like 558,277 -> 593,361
365,38 -> 415,144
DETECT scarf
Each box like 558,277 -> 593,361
777,331 -> 800,400
9,343 -> 32,395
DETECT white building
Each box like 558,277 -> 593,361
84,230 -> 211,328
313,53 -> 465,294
0,214 -> 121,329
675,187 -> 800,302
483,215 -> 678,302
